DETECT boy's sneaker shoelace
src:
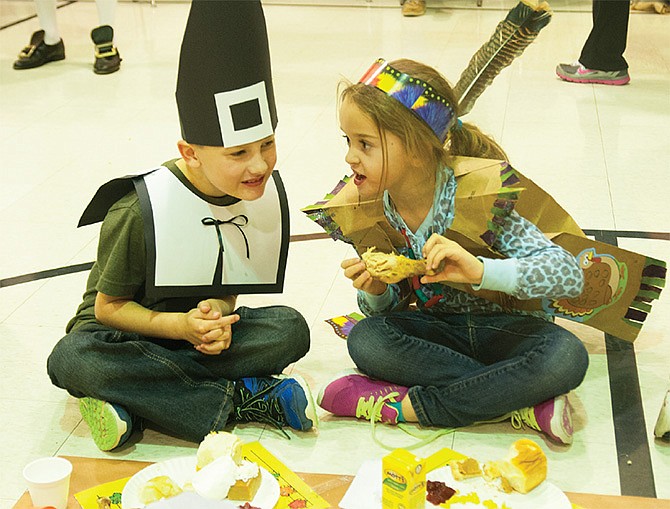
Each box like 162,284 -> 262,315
509,394 -> 574,445
79,397 -> 134,451
556,62 -> 630,86
233,375 -> 317,438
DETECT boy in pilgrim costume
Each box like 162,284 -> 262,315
46,0 -> 317,451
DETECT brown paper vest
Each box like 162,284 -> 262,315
303,157 -> 666,342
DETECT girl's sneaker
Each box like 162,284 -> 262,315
317,370 -> 409,424
509,394 -> 574,445
556,62 -> 630,86
79,397 -> 134,451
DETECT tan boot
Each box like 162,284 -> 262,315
401,0 -> 426,17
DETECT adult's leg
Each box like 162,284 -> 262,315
14,0 -> 64,70
91,0 -> 121,74
348,312 -> 588,428
35,0 -> 60,44
94,0 -> 117,27
579,0 -> 630,71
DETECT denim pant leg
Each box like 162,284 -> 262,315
195,305 -> 310,379
347,312 -> 588,428
47,305 -> 309,442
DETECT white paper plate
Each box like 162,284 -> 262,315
121,456 -> 279,509
427,463 -> 570,509
339,459 -> 571,509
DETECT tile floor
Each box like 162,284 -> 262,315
0,0 -> 669,507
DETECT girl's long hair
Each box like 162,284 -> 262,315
339,59 -> 508,178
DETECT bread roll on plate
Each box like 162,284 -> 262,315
196,431 -> 242,469
193,431 -> 262,501
490,438 -> 547,494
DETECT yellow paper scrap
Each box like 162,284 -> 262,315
242,441 -> 330,509
73,442 -> 331,509
74,476 -> 130,508
424,448 -> 467,473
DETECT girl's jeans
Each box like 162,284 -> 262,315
347,311 -> 589,428
47,305 -> 309,442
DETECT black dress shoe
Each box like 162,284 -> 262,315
91,25 -> 122,75
13,30 -> 65,70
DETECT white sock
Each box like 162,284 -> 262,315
35,0 -> 60,45
95,0 -> 117,28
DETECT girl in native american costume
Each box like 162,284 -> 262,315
316,55 -> 587,446
311,2 -> 588,447
309,1 -> 665,447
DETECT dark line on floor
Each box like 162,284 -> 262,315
6,228 -> 668,289
0,262 -> 94,289
289,232 -> 331,242
605,333 -> 657,497
0,1 -> 77,31
0,233 -> 332,288
583,229 -> 670,241
591,231 -> 657,498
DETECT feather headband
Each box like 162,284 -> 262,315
454,0 -> 552,114
359,59 -> 456,143
358,1 -> 552,142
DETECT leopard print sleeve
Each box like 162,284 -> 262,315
492,211 -> 584,300
357,284 -> 400,316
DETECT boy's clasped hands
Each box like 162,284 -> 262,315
183,299 -> 240,355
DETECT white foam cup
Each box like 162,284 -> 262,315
22,456 -> 73,509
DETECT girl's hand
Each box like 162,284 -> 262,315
421,233 -> 484,285
341,257 -> 388,295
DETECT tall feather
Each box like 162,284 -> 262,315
454,0 -> 552,115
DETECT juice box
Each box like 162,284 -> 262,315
381,448 -> 426,509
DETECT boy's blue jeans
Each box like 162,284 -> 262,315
47,305 -> 309,442
347,311 -> 589,428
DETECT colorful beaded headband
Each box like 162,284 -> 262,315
358,58 -> 456,143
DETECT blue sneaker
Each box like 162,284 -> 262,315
79,397 -> 134,451
233,375 -> 317,436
